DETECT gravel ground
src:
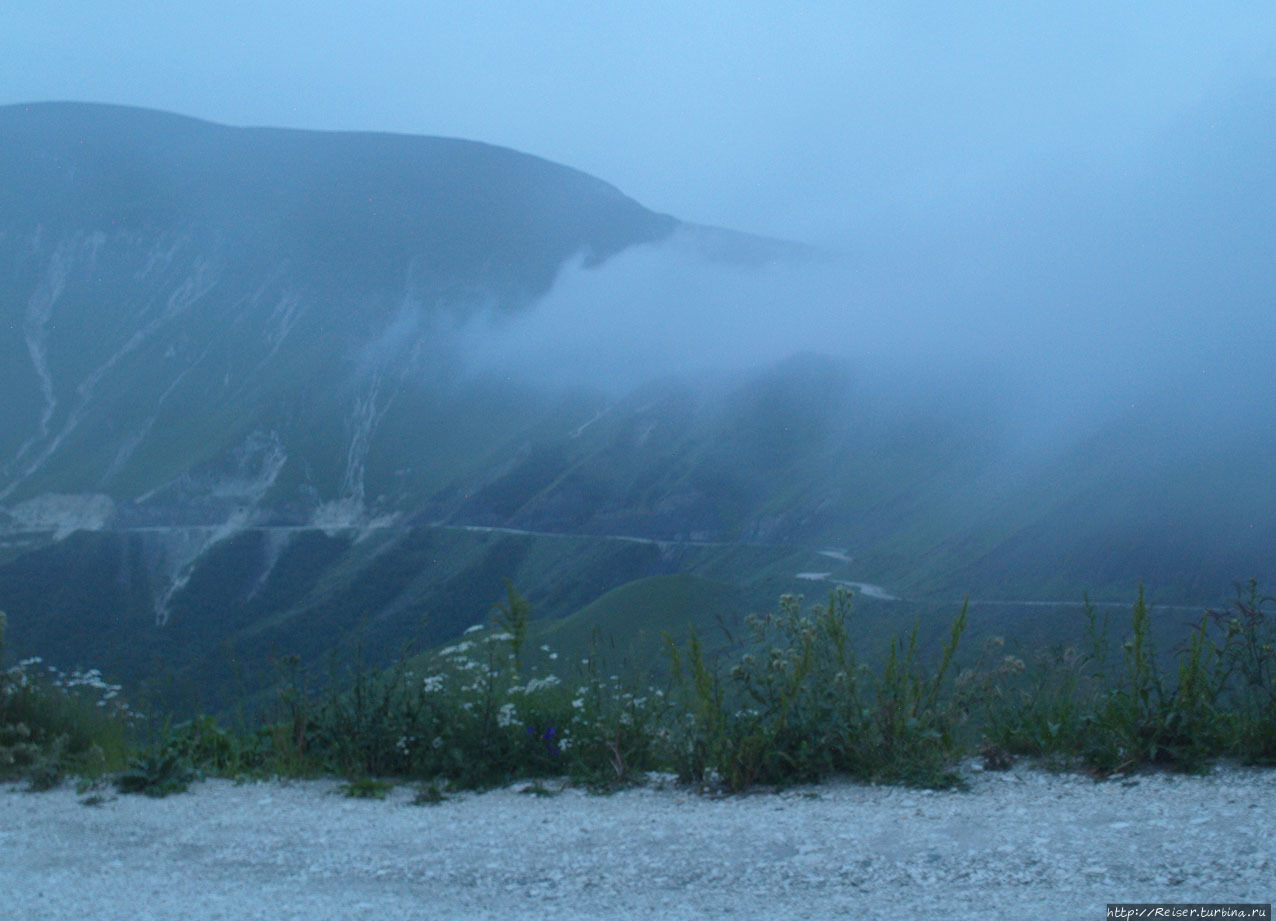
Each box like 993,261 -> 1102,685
2,763 -> 1273,920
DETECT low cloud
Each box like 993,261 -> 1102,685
456,79 -> 1276,466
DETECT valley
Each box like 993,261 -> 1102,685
1,101 -> 1273,713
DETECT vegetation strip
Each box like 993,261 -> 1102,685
3,581 -> 1274,796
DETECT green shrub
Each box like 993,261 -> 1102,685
662,591 -> 967,790
959,633 -> 1089,762
115,747 -> 196,797
339,777 -> 393,799
1079,586 -> 1233,774
1212,581 -> 1276,764
411,782 -> 448,805
970,584 -> 1271,776
1,611 -> 133,789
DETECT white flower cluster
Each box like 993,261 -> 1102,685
1,666 -> 30,696
3,656 -> 131,713
1000,655 -> 1027,675
522,675 -> 561,693
55,667 -> 122,700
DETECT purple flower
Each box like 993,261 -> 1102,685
524,724 -> 562,758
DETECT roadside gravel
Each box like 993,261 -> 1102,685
3,763 -> 1272,920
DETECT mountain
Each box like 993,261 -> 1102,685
0,103 -> 844,706
0,101 -> 678,508
0,101 -> 1272,712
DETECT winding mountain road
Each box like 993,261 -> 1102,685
1,516 -> 1212,614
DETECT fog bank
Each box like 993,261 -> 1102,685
460,79 -> 1276,461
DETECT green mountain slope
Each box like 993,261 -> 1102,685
0,102 -> 1272,714
0,101 -> 676,509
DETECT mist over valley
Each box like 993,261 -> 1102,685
0,93 -> 1272,708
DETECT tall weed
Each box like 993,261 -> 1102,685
1211,581 -> 1276,763
663,591 -> 967,790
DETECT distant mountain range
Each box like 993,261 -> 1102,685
1,102 -> 1271,711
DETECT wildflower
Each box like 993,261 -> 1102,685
1000,655 -> 1026,675
542,726 -> 561,758
497,702 -> 519,728
464,624 -> 485,635
523,675 -> 561,693
571,697 -> 585,710
422,675 -> 445,693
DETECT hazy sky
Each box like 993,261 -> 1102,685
4,1 -> 1275,442
4,2 -> 1275,242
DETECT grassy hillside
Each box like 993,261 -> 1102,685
533,574 -> 754,676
